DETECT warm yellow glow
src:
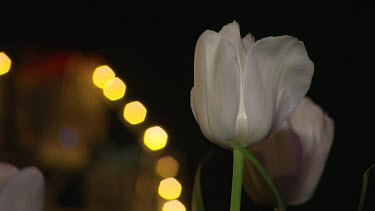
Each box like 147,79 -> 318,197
92,65 -> 115,88
0,52 -> 11,75
158,177 -> 182,200
103,77 -> 126,101
156,156 -> 179,178
162,200 -> 186,211
123,101 -> 147,125
143,126 -> 168,151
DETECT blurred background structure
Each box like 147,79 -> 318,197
0,51 -> 188,211
1,2 -> 375,211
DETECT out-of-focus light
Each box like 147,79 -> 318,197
103,77 -> 126,101
0,52 -> 11,75
156,156 -> 179,178
158,177 -> 182,200
143,126 -> 168,151
92,65 -> 115,88
123,101 -> 147,125
162,200 -> 186,211
59,128 -> 78,149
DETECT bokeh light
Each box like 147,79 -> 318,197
92,65 -> 115,88
0,52 -> 11,75
143,126 -> 168,151
103,77 -> 126,101
162,200 -> 186,211
156,156 -> 179,178
158,177 -> 182,200
123,101 -> 147,125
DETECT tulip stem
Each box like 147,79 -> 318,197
231,147 -> 244,211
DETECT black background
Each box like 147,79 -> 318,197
1,1 -> 375,210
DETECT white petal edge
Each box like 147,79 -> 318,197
0,166 -> 45,211
243,36 -> 314,146
190,87 -> 197,121
193,30 -> 218,143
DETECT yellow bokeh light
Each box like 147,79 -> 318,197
158,177 -> 182,200
162,200 -> 186,211
123,101 -> 147,125
92,65 -> 115,89
143,126 -> 168,151
0,52 -> 11,75
156,156 -> 179,178
103,77 -> 126,101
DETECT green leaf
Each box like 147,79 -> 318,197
192,152 -> 213,211
238,146 -> 286,211
358,163 -> 375,211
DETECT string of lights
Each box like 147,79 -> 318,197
1,51 -> 187,211
92,64 -> 186,211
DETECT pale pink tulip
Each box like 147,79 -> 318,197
243,97 -> 334,205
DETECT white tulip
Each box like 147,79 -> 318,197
0,162 -> 45,211
190,21 -> 314,148
243,97 -> 334,205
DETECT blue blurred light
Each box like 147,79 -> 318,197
59,128 -> 78,149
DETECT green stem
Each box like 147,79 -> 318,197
358,163 -> 375,211
231,147 -> 244,211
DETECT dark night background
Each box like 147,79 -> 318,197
1,1 -> 375,210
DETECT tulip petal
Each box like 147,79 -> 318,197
193,30 -> 241,146
0,163 -> 19,189
190,87 -> 198,121
193,30 -> 218,142
0,167 -> 45,211
243,98 -> 334,205
243,36 -> 314,145
287,97 -> 334,205
243,123 -> 303,205
218,21 -> 247,67
243,33 -> 255,50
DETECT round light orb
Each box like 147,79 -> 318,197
143,126 -> 168,151
123,101 -> 147,125
103,77 -> 126,101
158,177 -> 182,200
